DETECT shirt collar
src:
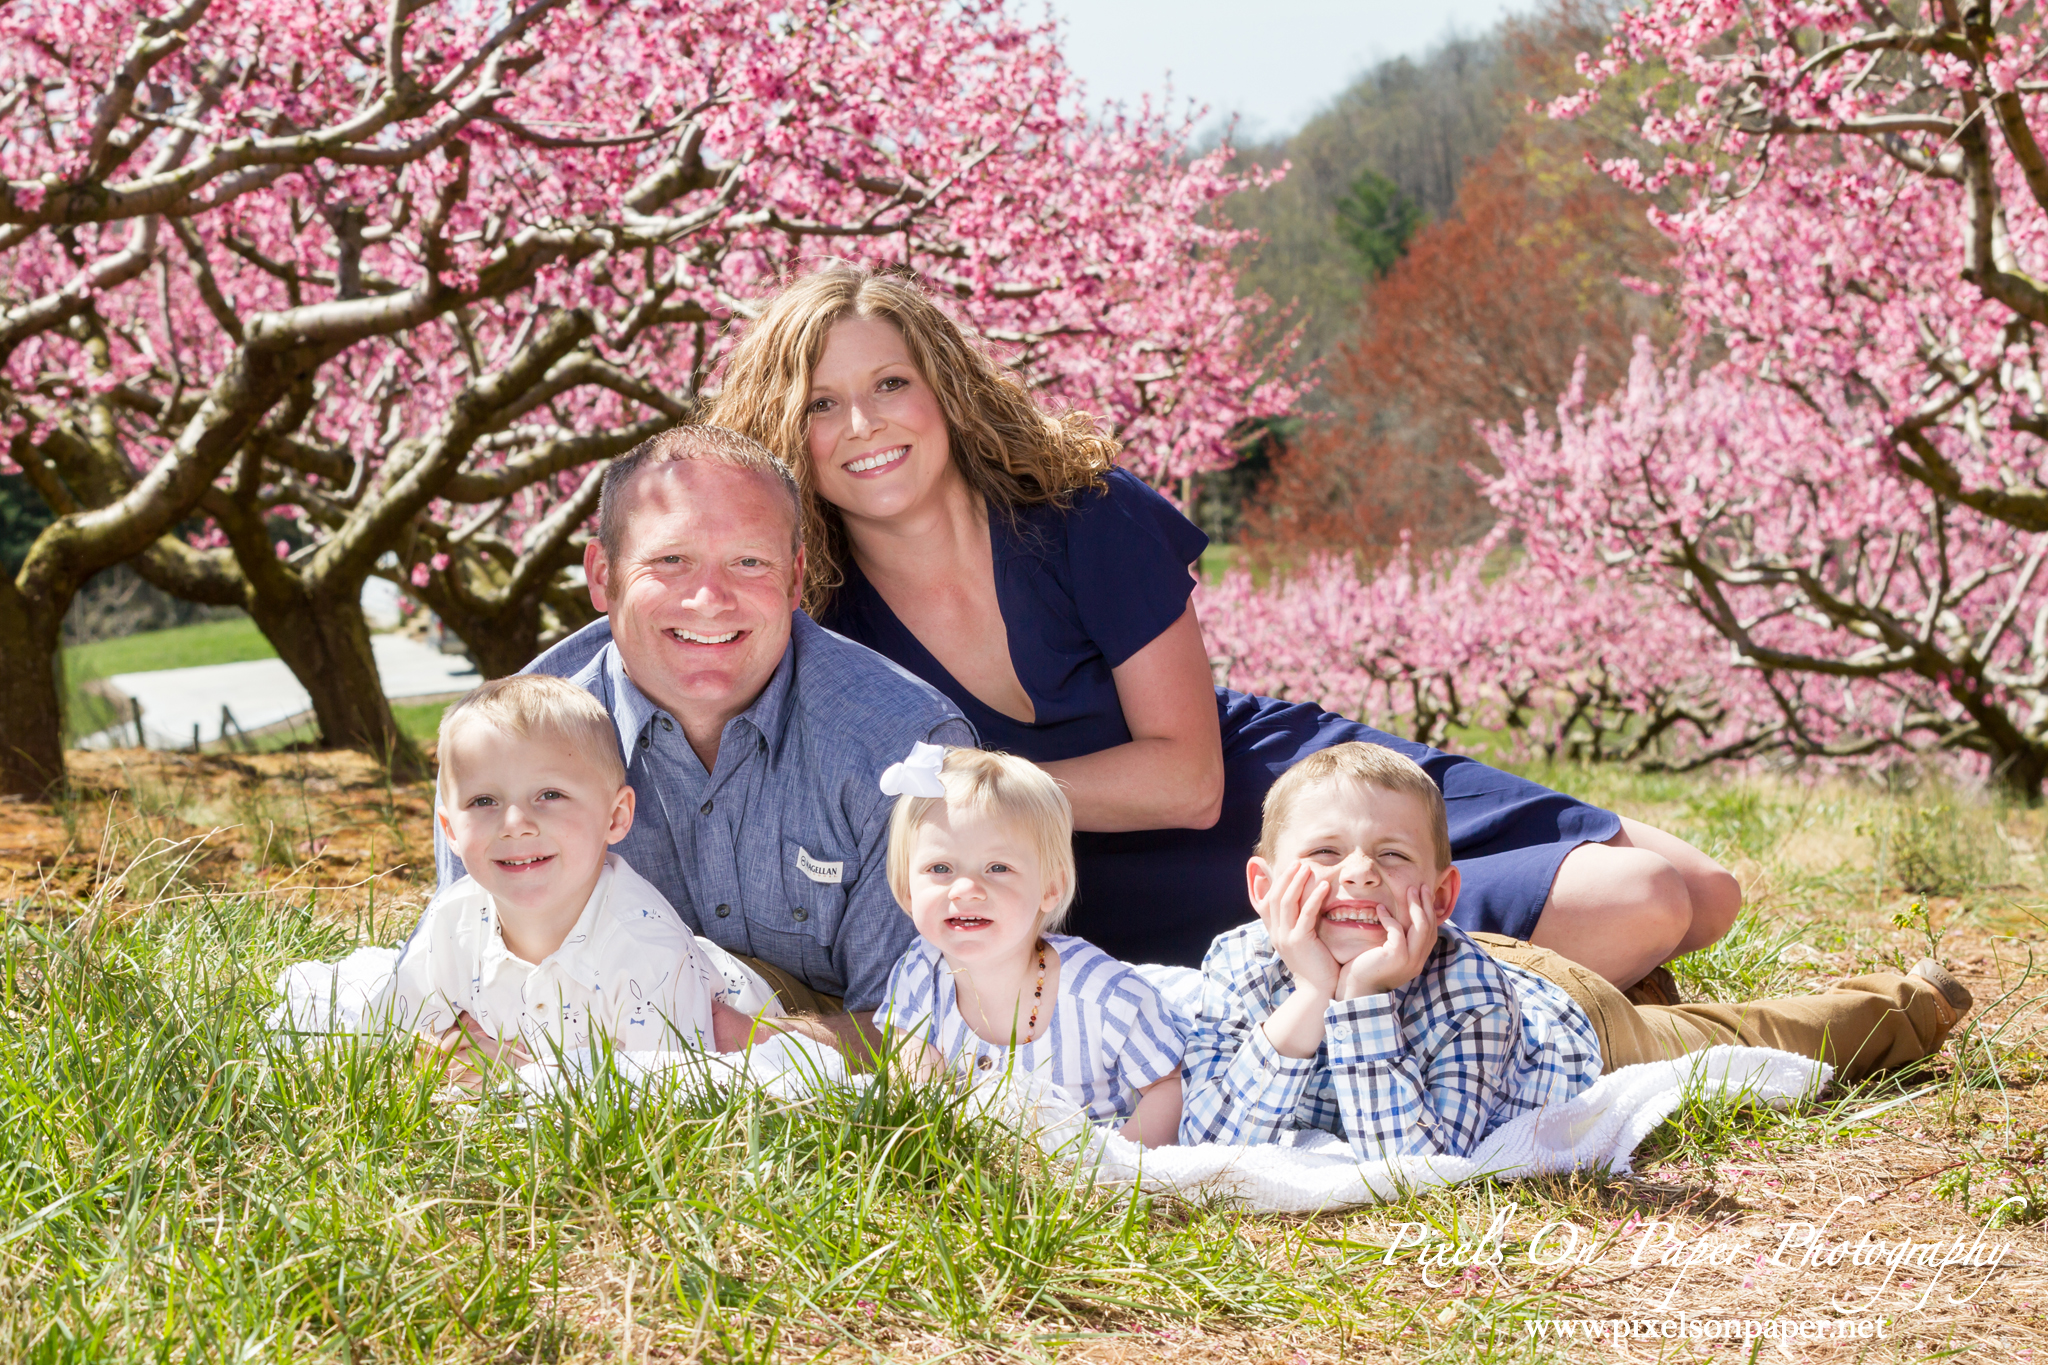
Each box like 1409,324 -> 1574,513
602,645 -> 664,769
480,857 -> 615,989
729,628 -> 797,763
597,621 -> 799,772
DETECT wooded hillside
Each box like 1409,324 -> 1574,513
1218,1 -> 1669,563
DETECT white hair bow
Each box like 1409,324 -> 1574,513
879,741 -> 948,798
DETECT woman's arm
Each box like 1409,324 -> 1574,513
1039,606 -> 1224,832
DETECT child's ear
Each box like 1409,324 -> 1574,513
1430,864 -> 1461,926
606,785 -> 636,845
1246,855 -> 1275,911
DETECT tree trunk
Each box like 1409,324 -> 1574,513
0,577 -> 66,798
412,568 -> 600,679
1988,743 -> 2048,803
427,585 -> 549,680
245,582 -> 427,781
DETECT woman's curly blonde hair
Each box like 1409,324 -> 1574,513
705,263 -> 1118,616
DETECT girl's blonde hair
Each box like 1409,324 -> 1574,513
885,748 -> 1078,931
705,263 -> 1118,615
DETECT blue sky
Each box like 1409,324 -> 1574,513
1047,0 -> 1523,140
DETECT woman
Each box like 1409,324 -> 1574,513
708,265 -> 1740,983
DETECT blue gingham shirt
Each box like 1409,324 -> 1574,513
438,613 -> 975,1011
1179,921 -> 1601,1158
876,933 -> 1184,1124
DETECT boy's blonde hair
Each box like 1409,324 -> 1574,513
1256,743 -> 1452,870
885,748 -> 1078,930
436,675 -> 626,807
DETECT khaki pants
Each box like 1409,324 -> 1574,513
730,953 -> 845,1017
1469,933 -> 1957,1082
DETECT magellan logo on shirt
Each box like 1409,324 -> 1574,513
796,847 -> 843,884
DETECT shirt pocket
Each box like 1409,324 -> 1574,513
752,837 -> 851,992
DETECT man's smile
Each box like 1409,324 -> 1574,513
667,626 -> 743,645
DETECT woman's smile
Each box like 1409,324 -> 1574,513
845,444 -> 910,476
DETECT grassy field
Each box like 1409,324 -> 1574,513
2,750 -> 2045,1361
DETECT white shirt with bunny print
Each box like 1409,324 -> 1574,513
379,852 -> 782,1055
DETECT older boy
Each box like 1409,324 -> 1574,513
1181,743 -> 1971,1158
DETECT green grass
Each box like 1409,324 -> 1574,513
1199,544 -> 1241,584
17,759 -> 2048,1360
390,699 -> 451,747
0,890 -> 1387,1362
66,615 -> 276,677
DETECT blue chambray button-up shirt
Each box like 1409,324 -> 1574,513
436,611 -> 975,1012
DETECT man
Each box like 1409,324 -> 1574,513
437,424 -> 974,1052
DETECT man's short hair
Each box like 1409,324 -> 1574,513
436,674 -> 626,807
1256,742 -> 1452,870
885,748 -> 1079,932
596,423 -> 802,562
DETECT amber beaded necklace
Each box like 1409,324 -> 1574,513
1024,938 -> 1049,1037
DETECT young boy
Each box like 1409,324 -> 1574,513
379,675 -> 783,1074
874,745 -> 1184,1145
1181,743 -> 1972,1158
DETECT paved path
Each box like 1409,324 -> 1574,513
80,635 -> 480,749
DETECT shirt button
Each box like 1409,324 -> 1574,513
792,907 -> 809,923
701,799 -> 714,815
715,903 -> 731,918
638,733 -> 651,750
660,716 -> 674,731
977,1055 -> 992,1070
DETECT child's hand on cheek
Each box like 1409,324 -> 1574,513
1335,886 -> 1440,999
1259,862 -> 1341,1000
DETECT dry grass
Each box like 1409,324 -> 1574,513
4,752 -> 2048,1361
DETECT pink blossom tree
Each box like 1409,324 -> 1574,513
1481,345 -> 2048,789
1197,3 -> 2048,791
1496,0 -> 2048,792
1195,535 -> 1786,770
0,0 -> 1293,795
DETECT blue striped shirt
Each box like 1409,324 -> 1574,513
876,934 -> 1185,1124
1179,921 -> 1601,1158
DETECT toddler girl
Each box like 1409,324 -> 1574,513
874,744 -> 1182,1145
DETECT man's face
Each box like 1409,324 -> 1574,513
1250,780 -> 1459,966
585,458 -> 803,728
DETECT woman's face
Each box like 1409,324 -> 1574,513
805,316 -> 956,524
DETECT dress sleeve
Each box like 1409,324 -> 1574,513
1064,469 -> 1211,668
872,944 -> 941,1047
1100,965 -> 1185,1099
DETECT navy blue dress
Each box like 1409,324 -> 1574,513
818,469 -> 1621,967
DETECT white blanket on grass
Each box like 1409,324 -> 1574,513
270,951 -> 1830,1213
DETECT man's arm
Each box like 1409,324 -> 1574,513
1325,999 -> 1516,1160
